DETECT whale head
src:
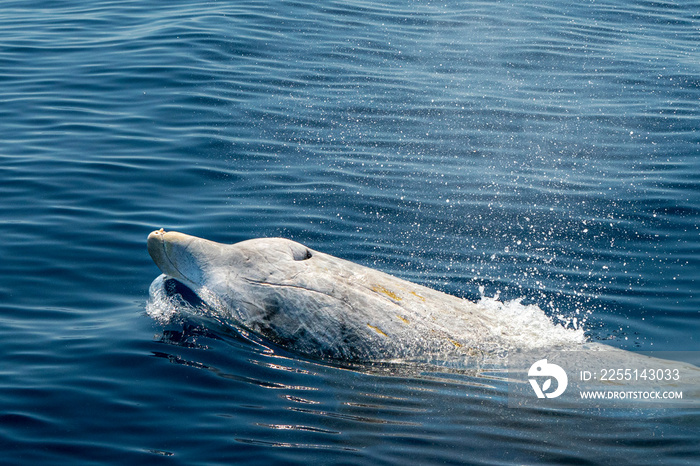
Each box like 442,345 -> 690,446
147,228 -> 315,288
147,229 -> 350,355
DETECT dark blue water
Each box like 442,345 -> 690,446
2,0 -> 699,463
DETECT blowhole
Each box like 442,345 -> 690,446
291,246 -> 313,261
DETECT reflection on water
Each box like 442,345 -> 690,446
146,309 -> 699,464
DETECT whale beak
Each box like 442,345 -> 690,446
148,229 -> 178,277
147,228 -> 166,261
147,229 -> 208,288
148,228 -> 189,283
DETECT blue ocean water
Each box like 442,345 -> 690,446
1,0 -> 698,463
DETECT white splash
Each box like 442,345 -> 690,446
146,275 -> 187,324
473,286 -> 587,350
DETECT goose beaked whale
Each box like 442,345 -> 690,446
146,229 -> 593,361
147,229 -> 700,405
146,230 -> 700,379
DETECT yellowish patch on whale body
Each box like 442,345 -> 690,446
371,284 -> 401,301
396,315 -> 410,324
448,339 -> 463,348
367,324 -> 388,337
409,291 -> 426,302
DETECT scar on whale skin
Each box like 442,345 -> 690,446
371,284 -> 401,301
367,324 -> 388,337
